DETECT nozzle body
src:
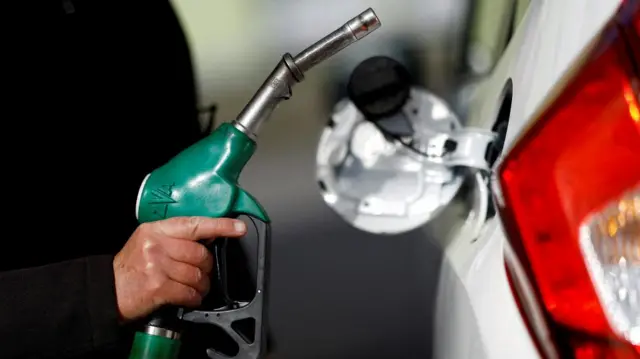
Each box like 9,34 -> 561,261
136,123 -> 270,223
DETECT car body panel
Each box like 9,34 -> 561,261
434,0 -> 622,358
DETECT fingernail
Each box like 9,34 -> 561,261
234,221 -> 246,233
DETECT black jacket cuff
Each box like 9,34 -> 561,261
85,255 -> 123,349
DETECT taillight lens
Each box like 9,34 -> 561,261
580,189 -> 639,345
497,2 -> 640,358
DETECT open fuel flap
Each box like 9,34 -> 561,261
316,56 -> 497,235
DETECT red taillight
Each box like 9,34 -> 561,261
498,2 -> 640,358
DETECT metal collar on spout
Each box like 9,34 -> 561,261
233,8 -> 381,141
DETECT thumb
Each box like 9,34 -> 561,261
154,216 -> 247,241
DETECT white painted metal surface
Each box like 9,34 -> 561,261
435,0 -> 623,358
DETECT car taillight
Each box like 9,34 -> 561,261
497,2 -> 640,358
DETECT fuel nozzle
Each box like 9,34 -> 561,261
233,8 -> 382,140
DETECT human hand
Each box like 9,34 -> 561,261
113,216 -> 247,322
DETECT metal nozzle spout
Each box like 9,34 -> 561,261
348,8 -> 382,39
233,8 -> 381,140
293,8 -> 381,73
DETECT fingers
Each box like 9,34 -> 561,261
162,238 -> 213,273
116,217 -> 247,322
154,217 -> 247,241
118,217 -> 247,318
163,258 -> 210,296
157,280 -> 203,308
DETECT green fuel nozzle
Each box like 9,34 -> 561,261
130,8 -> 381,359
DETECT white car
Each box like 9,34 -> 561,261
315,0 -> 639,358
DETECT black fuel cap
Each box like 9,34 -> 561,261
347,56 -> 412,120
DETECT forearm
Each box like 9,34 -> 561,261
0,255 -> 124,358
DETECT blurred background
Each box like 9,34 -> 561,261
168,1 -> 520,358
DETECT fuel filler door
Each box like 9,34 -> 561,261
316,56 -> 497,235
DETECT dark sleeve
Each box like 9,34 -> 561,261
0,255 -> 125,358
